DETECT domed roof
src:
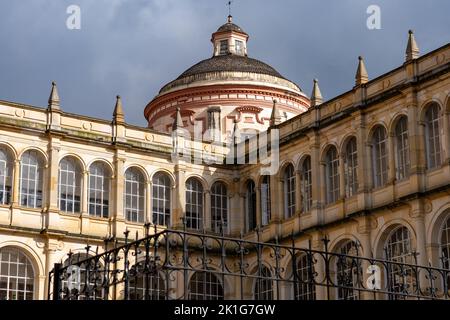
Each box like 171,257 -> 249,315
178,54 -> 283,80
216,22 -> 247,34
158,54 -> 302,95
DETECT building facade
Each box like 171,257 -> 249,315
0,18 -> 449,300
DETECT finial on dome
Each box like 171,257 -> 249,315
172,107 -> 184,130
113,95 -> 125,123
48,81 -> 60,110
355,56 -> 369,86
311,79 -> 323,107
405,29 -> 420,62
227,15 -> 233,23
270,99 -> 282,126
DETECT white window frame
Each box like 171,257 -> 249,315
325,147 -> 340,204
58,157 -> 82,214
425,104 -> 442,170
152,173 -> 171,227
210,182 -> 228,233
284,165 -> 296,218
185,178 -> 203,230
344,138 -> 358,197
0,148 -> 12,205
395,117 -> 410,180
124,168 -> 146,223
372,127 -> 388,188
19,150 -> 43,209
88,162 -> 110,218
0,247 -> 34,300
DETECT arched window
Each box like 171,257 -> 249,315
19,150 -> 44,208
372,126 -> 388,188
245,180 -> 256,232
61,253 -> 103,300
261,176 -> 271,226
0,147 -> 13,205
0,247 -> 34,300
152,172 -> 171,227
385,226 -> 414,299
284,164 -> 296,218
254,265 -> 273,300
88,162 -> 110,218
300,156 -> 312,213
211,182 -> 228,233
189,271 -> 223,300
395,117 -> 410,180
425,103 -> 442,169
344,138 -> 358,197
58,157 -> 82,213
185,178 -> 203,230
295,254 -> 316,300
129,262 -> 166,300
335,241 -> 360,300
124,168 -> 146,223
440,216 -> 450,270
325,147 -> 340,204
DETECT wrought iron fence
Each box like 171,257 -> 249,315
48,223 -> 450,300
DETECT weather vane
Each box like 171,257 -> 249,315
227,0 -> 233,16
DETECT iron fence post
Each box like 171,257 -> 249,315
52,263 -> 62,301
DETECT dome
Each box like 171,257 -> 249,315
158,54 -> 303,95
216,22 -> 247,34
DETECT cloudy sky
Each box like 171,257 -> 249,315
0,0 -> 448,126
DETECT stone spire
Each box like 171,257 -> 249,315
113,95 -> 125,123
48,81 -> 60,110
310,79 -> 323,107
355,56 -> 369,86
172,107 -> 184,131
270,99 -> 282,126
405,29 -> 420,62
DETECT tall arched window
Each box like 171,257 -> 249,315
344,138 -> 358,197
254,266 -> 273,300
284,164 -> 296,218
58,157 -> 82,213
395,116 -> 410,180
0,247 -> 34,300
124,168 -> 145,223
0,147 -> 13,205
440,215 -> 450,270
211,182 -> 228,233
185,178 -> 203,230
129,262 -> 166,300
385,226 -> 414,299
152,172 -> 171,227
19,150 -> 44,208
245,180 -> 256,232
295,254 -> 316,300
325,147 -> 340,204
300,156 -> 312,212
88,162 -> 110,218
425,103 -> 442,169
372,126 -> 388,188
62,253 -> 103,300
335,241 -> 360,300
189,271 -> 223,300
261,176 -> 271,226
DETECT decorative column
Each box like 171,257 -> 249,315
146,181 -> 152,224
11,159 -> 20,206
112,152 -> 126,238
309,133 -> 322,226
295,169 -> 302,214
173,164 -> 186,229
204,189 -> 211,231
80,170 -> 90,235
46,138 -> 61,231
255,186 -> 261,227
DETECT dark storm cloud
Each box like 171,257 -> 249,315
0,0 -> 449,126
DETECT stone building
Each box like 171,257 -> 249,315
0,17 -> 449,300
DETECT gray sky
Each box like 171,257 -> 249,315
0,0 -> 449,126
